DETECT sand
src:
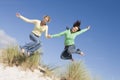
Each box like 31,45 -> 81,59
0,64 -> 52,80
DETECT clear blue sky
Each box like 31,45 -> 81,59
0,0 -> 120,80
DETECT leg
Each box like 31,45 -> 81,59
67,45 -> 76,54
21,33 -> 35,50
60,47 -> 73,60
21,33 -> 37,50
76,49 -> 84,56
68,45 -> 84,56
27,33 -> 40,49
21,33 -> 40,56
22,42 -> 35,50
27,42 -> 41,55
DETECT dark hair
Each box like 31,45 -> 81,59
66,26 -> 70,30
73,20 -> 81,27
73,20 -> 81,31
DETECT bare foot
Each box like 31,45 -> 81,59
21,48 -> 25,53
80,51 -> 85,56
27,52 -> 30,56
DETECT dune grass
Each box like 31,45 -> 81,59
0,45 -> 42,70
60,61 -> 92,80
0,45 -> 60,80
0,46 -> 19,66
0,45 -> 59,79
21,51 -> 41,70
42,64 -> 59,77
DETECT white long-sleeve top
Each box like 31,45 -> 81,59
19,15 -> 48,37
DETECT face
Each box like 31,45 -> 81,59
41,16 -> 50,25
71,26 -> 79,32
43,16 -> 50,23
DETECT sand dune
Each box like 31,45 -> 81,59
0,64 -> 52,80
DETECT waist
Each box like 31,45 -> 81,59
32,31 -> 42,37
64,39 -> 74,45
65,44 -> 75,48
32,32 -> 40,37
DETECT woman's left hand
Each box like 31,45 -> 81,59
87,25 -> 91,30
47,34 -> 51,38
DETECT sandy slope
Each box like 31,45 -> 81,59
0,64 -> 52,80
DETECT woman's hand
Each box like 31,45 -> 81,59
87,25 -> 91,30
16,13 -> 21,18
47,34 -> 51,38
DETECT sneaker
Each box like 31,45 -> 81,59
77,49 -> 84,56
27,52 -> 30,57
80,51 -> 84,56
19,48 -> 25,56
21,48 -> 25,53
20,48 -> 29,57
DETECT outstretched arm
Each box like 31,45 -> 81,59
16,13 -> 39,24
48,30 -> 67,38
76,26 -> 91,36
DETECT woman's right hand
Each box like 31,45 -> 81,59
47,34 -> 51,38
87,25 -> 91,30
16,13 -> 21,18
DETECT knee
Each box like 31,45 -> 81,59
60,55 -> 64,59
36,40 -> 41,44
67,49 -> 72,54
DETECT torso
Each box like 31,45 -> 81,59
32,20 -> 47,37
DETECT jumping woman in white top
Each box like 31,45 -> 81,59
16,13 -> 50,56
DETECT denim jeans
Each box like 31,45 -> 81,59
60,45 -> 80,60
21,32 -> 41,55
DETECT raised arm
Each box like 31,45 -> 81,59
76,26 -> 91,36
16,13 -> 39,24
51,30 -> 67,38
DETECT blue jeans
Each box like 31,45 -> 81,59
21,33 -> 41,55
60,45 -> 80,60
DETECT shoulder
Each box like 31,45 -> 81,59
62,29 -> 69,33
31,19 -> 41,24
66,29 -> 70,32
35,20 -> 41,23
